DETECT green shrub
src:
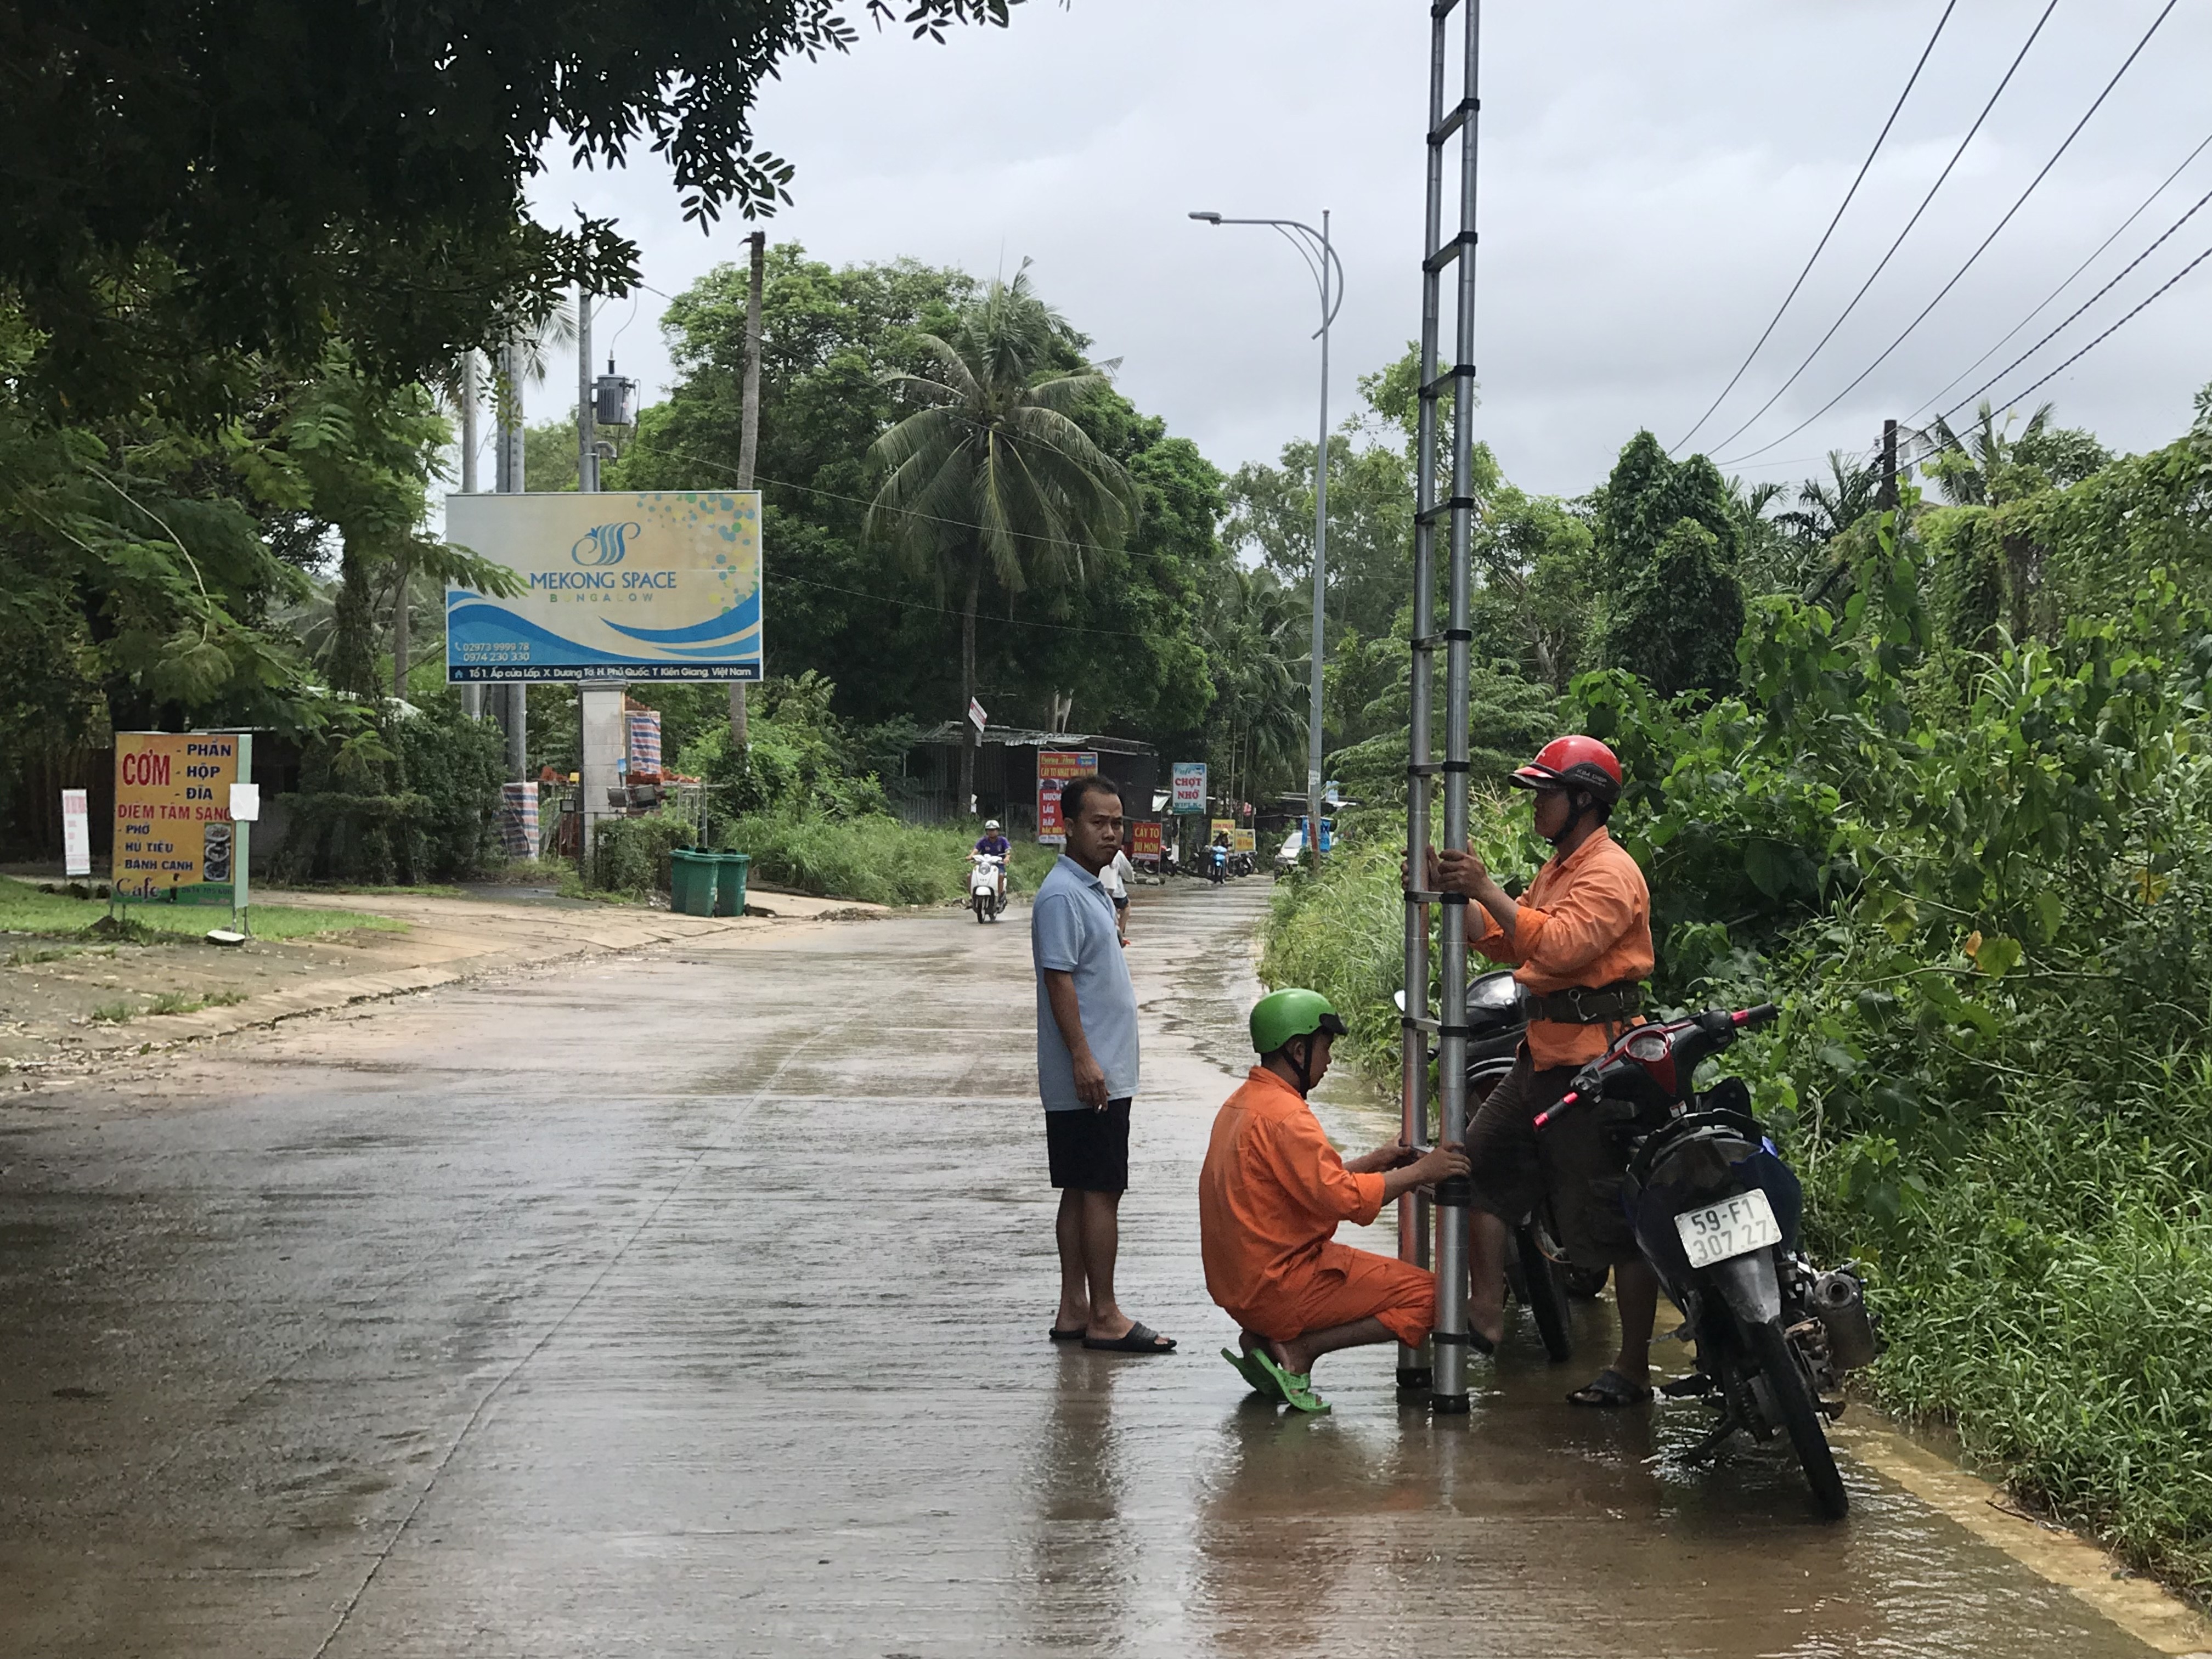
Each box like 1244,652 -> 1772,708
591,811 -> 700,897
718,808 -> 1056,907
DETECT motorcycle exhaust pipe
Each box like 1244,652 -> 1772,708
1810,1269 -> 1883,1370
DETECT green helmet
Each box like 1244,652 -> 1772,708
1250,988 -> 1348,1056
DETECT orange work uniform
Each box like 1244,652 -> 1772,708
1472,826 -> 1654,1068
1198,1066 -> 1434,1347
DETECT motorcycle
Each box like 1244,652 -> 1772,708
968,853 -> 1006,923
1208,844 -> 1228,885
1398,972 -> 1592,1364
1534,1003 -> 1882,1520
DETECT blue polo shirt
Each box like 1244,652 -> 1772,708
1031,854 -> 1141,1110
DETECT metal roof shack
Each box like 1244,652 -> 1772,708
895,724 -> 1159,833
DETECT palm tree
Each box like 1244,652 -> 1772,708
866,268 -> 1138,812
1779,451 -> 1882,545
1917,399 -> 2054,506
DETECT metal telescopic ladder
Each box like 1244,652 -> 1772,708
1402,0 -> 1482,1412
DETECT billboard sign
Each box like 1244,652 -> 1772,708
445,490 -> 763,682
112,733 -> 240,900
1035,750 -> 1099,845
1130,820 -> 1163,862
1170,761 -> 1208,814
1231,828 -> 1256,855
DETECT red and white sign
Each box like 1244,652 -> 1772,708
1130,820 -> 1163,863
968,697 -> 988,733
1035,749 -> 1098,845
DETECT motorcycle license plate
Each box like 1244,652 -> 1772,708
1673,1189 -> 1782,1269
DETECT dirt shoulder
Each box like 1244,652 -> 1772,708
0,884 -> 886,1083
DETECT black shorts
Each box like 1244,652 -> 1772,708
1045,1098 -> 1131,1193
1465,1053 -> 1639,1269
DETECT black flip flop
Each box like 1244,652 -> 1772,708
1567,1367 -> 1654,1407
1082,1321 -> 1177,1354
1048,1326 -> 1086,1342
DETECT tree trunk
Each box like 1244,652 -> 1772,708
959,554 -> 981,818
392,554 -> 409,702
730,230 -> 766,757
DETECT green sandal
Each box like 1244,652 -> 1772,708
1221,1347 -> 1285,1401
1250,1346 -> 1330,1414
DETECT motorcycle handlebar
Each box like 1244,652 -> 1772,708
1733,1002 -> 1780,1029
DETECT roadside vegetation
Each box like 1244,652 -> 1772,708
1265,393 -> 2212,1594
0,877 -> 400,945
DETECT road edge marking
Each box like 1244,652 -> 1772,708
1832,1415 -> 2212,1656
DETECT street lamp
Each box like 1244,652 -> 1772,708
1189,208 -> 1344,874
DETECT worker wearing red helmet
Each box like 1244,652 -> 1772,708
1425,734 -> 1660,1408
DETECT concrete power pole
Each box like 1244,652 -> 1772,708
495,336 -> 527,781
729,229 -> 765,754
459,351 -> 483,720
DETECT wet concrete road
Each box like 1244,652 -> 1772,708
0,882 -> 2182,1656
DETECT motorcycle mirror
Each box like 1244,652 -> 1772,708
1392,989 -> 1407,1014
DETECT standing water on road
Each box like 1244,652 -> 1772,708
0,881 -> 2184,1657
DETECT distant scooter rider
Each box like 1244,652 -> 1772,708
1210,831 -> 1229,885
1422,735 -> 1660,1409
975,819 -> 1011,904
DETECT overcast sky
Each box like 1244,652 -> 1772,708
523,0 -> 2212,502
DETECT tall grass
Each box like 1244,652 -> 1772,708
719,809 -> 1058,908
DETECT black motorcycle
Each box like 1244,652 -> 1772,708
1401,972 -> 1590,1363
1536,1004 -> 1882,1519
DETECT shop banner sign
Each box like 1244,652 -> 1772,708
1170,761 -> 1207,814
1035,750 -> 1098,845
1130,820 -> 1163,861
112,733 -> 239,899
1231,828 -> 1257,854
445,490 -> 763,682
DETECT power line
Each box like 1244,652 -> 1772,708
1722,0 -> 2180,466
1909,126 -> 2212,422
1961,239 -> 2212,422
1932,176 -> 2212,428
1672,0 -> 1960,453
1700,0 -> 2061,460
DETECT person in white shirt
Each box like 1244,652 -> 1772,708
1104,841 -> 1136,943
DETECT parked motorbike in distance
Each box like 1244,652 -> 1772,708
1536,1003 -> 1882,1520
968,853 -> 1005,924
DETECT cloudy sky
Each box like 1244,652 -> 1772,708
526,0 -> 2212,501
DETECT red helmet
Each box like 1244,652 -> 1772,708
1509,735 -> 1623,805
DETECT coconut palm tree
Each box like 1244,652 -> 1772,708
1917,399 -> 2055,506
1780,451 -> 1882,546
866,267 -> 1138,813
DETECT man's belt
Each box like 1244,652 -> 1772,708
1521,981 -> 1644,1025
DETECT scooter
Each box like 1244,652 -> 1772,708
1535,1004 -> 1882,1519
968,853 -> 1005,923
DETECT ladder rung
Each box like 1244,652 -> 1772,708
1430,0 -> 1463,17
1423,230 -> 1479,274
1429,97 -> 1479,146
1401,1013 -> 1441,1033
1409,634 -> 1442,651
1406,761 -> 1443,777
1420,366 -> 1476,399
1405,889 -> 1447,905
1414,495 -> 1478,526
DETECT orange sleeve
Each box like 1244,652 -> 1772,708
1470,901 -> 1522,964
1258,1111 -> 1385,1229
1515,862 -> 1643,981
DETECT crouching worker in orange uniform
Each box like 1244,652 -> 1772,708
1200,989 -> 1471,1413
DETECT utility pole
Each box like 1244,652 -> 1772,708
577,292 -> 597,493
495,335 -> 527,781
459,350 -> 482,720
730,229 -> 765,754
1878,417 -> 1899,514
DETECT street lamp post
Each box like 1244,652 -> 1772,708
1189,208 -> 1344,875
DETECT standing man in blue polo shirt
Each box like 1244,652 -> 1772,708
1034,773 -> 1176,1355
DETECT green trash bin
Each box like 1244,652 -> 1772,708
712,852 -> 752,918
669,847 -> 717,917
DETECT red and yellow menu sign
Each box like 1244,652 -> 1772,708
112,733 -> 240,899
